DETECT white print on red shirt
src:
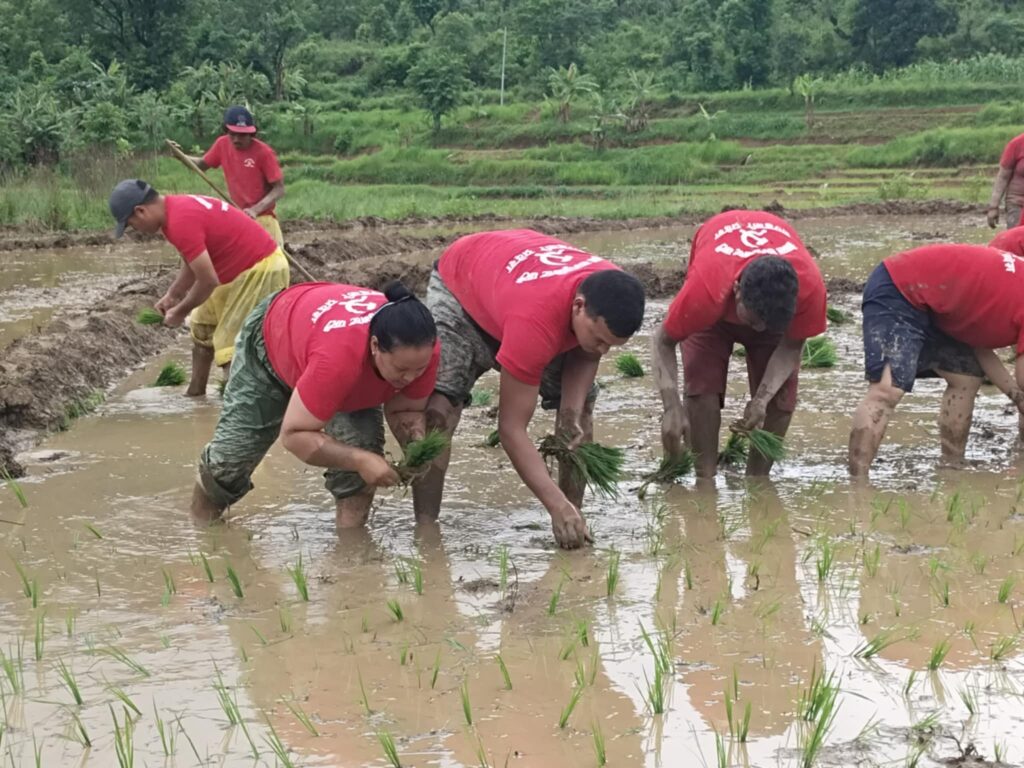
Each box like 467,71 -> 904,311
712,222 -> 798,259
243,158 -> 256,169
187,195 -> 229,212
503,243 -> 601,284
999,251 -> 1021,273
310,290 -> 381,332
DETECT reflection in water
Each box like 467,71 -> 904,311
3,219 -> 1024,766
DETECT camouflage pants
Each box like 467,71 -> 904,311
197,293 -> 384,508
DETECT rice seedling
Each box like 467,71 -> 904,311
153,362 -> 187,387
496,654 -> 512,690
637,451 -> 694,498
994,740 -> 1007,763
725,689 -> 752,742
815,537 -> 835,583
799,671 -> 840,768
471,388 -> 493,406
279,606 -> 292,634
176,716 -> 203,765
998,576 -> 1015,604
853,628 -> 908,659
213,671 -> 241,725
56,657 -> 83,705
863,544 -> 881,578
250,625 -> 268,646
378,729 -> 402,768
802,335 -> 838,369
990,634 -> 1018,662
396,430 -> 449,482
718,431 -> 748,467
286,553 -> 309,601
264,715 -> 296,768
548,578 -> 564,615
927,638 -> 951,671
558,685 -> 584,728
100,646 -> 150,678
971,553 -> 988,575
12,557 -> 32,600
497,545 -> 510,591
592,720 -> 606,766
615,352 -> 644,377
539,434 -> 624,498
33,611 -> 44,661
715,730 -> 727,768
136,308 -> 163,325
225,563 -> 244,598
643,661 -> 668,714
606,548 -> 620,597
0,644 -> 23,694
903,670 -> 917,697
1,467 -> 27,508
84,523 -> 102,539
431,650 -> 441,690
484,429 -> 501,447
460,678 -> 473,725
111,704 -> 135,768
386,598 -> 404,622
199,551 -> 214,582
826,306 -> 849,325
710,600 -> 723,625
798,663 -> 839,722
747,429 -> 785,462
286,698 -> 320,737
70,711 -> 91,747
357,667 -> 372,714
409,559 -> 423,595
958,685 -> 978,716
153,703 -> 176,757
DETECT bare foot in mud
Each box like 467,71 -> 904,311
190,483 -> 225,524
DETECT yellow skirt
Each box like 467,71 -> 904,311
190,248 -> 290,366
256,214 -> 284,247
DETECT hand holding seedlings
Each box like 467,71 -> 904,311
730,398 -> 767,434
394,430 -> 449,483
550,499 -> 593,549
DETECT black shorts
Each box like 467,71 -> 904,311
862,263 -> 983,392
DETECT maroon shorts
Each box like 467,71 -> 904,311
682,321 -> 799,412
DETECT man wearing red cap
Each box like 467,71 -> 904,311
178,106 -> 286,247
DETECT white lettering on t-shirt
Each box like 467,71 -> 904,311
712,223 -> 798,259
515,255 -> 602,284
1000,250 -> 1019,273
187,195 -> 229,212
505,243 -> 599,283
314,290 -> 381,332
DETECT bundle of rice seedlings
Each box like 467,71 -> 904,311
747,429 -> 785,462
718,432 -> 748,467
637,451 -> 694,498
136,308 -> 163,325
396,430 -> 449,482
615,353 -> 644,378
153,362 -> 187,387
539,434 -> 624,498
484,429 -> 501,448
826,306 -> 849,325
802,336 -> 837,369
732,346 -> 746,359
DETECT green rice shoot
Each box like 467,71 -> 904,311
826,306 -> 849,325
136,308 -> 163,325
539,434 -> 624,498
802,335 -> 838,369
718,432 -> 748,467
396,430 -> 449,481
637,451 -> 694,498
1,466 -> 27,508
484,429 -> 501,447
153,362 -> 187,387
615,352 -> 644,378
748,429 -> 785,463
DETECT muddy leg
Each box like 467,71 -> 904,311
186,342 -> 214,397
556,398 -> 594,509
191,482 -> 226,525
848,366 -> 905,478
746,402 -> 793,476
936,369 -> 980,467
688,393 -> 722,480
335,487 -> 375,530
412,392 -> 464,523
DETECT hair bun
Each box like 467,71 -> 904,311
383,280 -> 415,303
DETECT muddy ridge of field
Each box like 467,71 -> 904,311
0,271 -> 175,476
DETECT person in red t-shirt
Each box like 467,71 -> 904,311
849,244 -> 1024,477
652,210 -> 826,479
109,178 -> 289,395
175,106 -> 286,245
191,281 -> 440,530
413,230 -> 646,550
989,225 -> 1024,257
988,133 -> 1024,229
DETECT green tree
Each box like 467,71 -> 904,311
716,0 -> 773,87
849,0 -> 958,70
547,62 -> 597,123
238,0 -> 310,100
406,48 -> 470,132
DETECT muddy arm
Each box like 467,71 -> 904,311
247,180 -> 285,218
557,347 -> 599,446
735,337 -> 803,430
988,167 -> 1013,227
974,348 -> 1024,412
165,252 -> 220,325
652,324 -> 688,455
281,390 -> 398,486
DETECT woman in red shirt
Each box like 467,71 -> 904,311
191,281 -> 440,531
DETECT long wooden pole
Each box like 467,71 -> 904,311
165,139 -> 317,283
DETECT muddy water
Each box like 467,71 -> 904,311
3,287 -> 1024,766
0,242 -> 170,348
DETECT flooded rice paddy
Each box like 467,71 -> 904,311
2,214 -> 1023,767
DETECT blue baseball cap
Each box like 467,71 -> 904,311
224,106 -> 256,134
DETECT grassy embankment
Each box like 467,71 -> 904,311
2,82 -> 1023,232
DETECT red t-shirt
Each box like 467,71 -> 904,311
161,195 -> 276,284
662,210 -> 826,342
438,229 -> 618,386
885,244 -> 1024,354
262,282 -> 440,422
989,226 -> 1024,257
202,135 -> 284,216
999,133 -> 1024,208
